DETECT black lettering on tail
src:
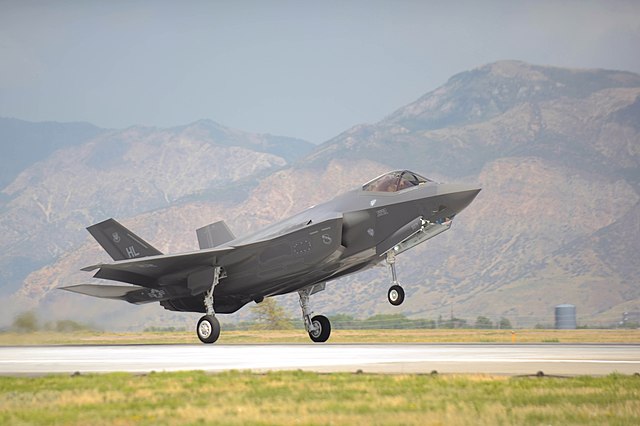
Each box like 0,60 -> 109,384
87,218 -> 162,261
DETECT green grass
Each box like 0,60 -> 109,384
1,371 -> 639,425
1,328 -> 640,346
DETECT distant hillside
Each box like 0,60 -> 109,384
0,117 -> 104,192
4,61 -> 640,330
294,61 -> 640,325
305,61 -> 640,179
0,120 -> 313,306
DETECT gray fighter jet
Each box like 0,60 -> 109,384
63,170 -> 480,343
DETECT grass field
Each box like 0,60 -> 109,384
1,328 -> 639,346
2,330 -> 639,425
1,370 -> 639,425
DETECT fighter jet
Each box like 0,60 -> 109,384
63,170 -> 480,343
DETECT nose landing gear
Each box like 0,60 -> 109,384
386,251 -> 405,306
388,284 -> 405,306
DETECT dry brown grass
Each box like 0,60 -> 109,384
1,328 -> 639,346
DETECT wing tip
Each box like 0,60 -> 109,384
81,264 -> 102,272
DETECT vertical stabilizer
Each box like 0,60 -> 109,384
197,220 -> 236,249
87,218 -> 163,261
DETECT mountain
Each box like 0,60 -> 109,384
0,120 -> 313,317
305,61 -> 640,179
296,61 -> 640,325
0,118 -> 104,195
3,61 -> 640,329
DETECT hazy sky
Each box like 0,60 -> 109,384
1,1 -> 639,143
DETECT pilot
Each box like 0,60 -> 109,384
379,175 -> 399,192
397,178 -> 412,191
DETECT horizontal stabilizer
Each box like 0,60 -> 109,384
87,218 -> 162,261
61,284 -> 171,304
61,284 -> 143,299
197,220 -> 236,249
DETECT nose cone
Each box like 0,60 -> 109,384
438,184 -> 481,216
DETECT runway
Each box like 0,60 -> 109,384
1,344 -> 639,376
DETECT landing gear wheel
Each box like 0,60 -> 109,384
197,315 -> 221,344
388,285 -> 405,306
308,315 -> 331,343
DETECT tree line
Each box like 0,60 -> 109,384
247,299 -> 514,330
8,311 -> 92,333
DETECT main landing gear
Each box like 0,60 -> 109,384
298,284 -> 331,343
386,251 -> 405,306
197,315 -> 220,344
196,266 -> 222,344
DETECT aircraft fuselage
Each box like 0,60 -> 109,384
164,181 -> 480,314
67,170 -> 480,344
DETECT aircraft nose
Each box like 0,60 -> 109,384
438,184 -> 481,215
462,186 -> 482,206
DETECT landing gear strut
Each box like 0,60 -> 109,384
298,284 -> 331,343
386,251 -> 405,306
197,266 -> 222,344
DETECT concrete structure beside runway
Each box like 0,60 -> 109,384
0,344 -> 639,376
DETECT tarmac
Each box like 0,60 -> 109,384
1,343 -> 638,376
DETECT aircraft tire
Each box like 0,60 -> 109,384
197,315 -> 221,344
388,285 -> 405,306
308,315 -> 331,343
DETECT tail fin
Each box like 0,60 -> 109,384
87,218 -> 163,261
196,220 -> 235,249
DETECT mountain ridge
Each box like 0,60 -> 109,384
2,60 -> 639,329
0,117 -> 105,193
0,120 -> 313,303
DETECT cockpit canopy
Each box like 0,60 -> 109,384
362,170 -> 432,193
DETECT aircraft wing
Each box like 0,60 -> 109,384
81,246 -> 234,276
80,245 -> 237,291
79,216 -> 344,295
